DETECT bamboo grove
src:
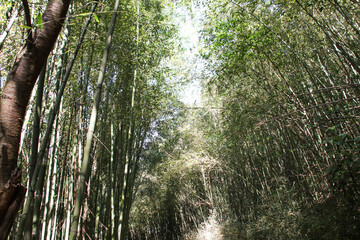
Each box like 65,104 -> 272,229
200,0 -> 360,238
124,0 -> 360,239
1,0 -> 177,239
0,0 -> 359,239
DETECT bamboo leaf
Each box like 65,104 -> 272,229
94,13 -> 99,23
37,13 -> 43,29
19,25 -> 32,29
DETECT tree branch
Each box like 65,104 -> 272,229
21,0 -> 33,44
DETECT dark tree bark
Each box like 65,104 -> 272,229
0,0 -> 71,238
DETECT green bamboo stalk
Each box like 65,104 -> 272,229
69,0 -> 120,238
15,5 -> 97,238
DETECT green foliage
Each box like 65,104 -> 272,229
5,0 -> 359,238
196,0 -> 360,239
36,13 -> 43,29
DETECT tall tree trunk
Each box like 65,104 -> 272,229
0,1 -> 71,238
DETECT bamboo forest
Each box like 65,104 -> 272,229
0,0 -> 359,239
